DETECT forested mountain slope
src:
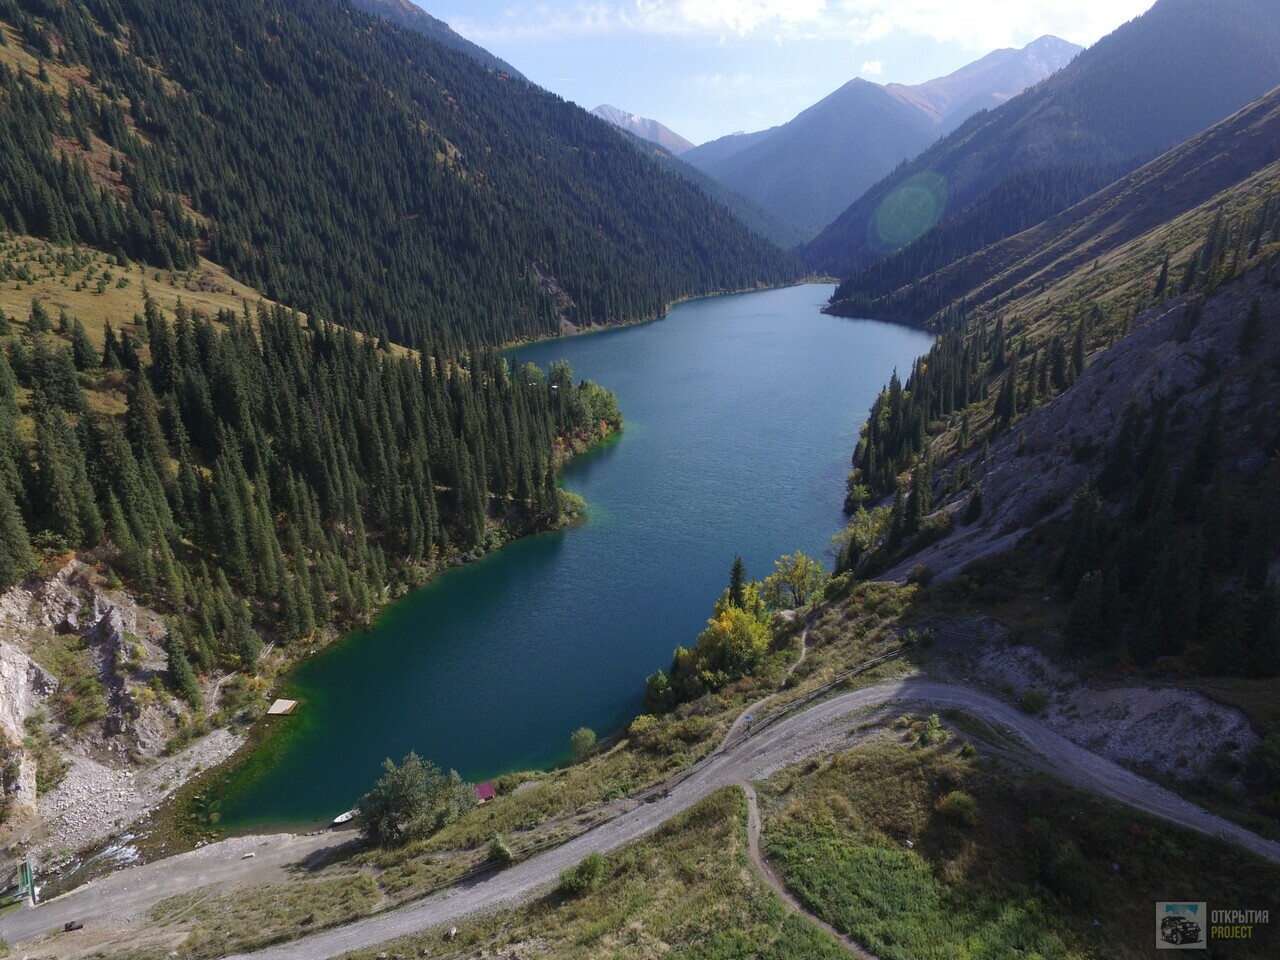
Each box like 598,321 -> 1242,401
0,0 -> 797,348
806,0 -> 1280,281
349,0 -> 524,78
832,84 -> 1280,684
0,284 -> 622,675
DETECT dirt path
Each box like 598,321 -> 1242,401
6,679 -> 1279,958
742,783 -> 877,959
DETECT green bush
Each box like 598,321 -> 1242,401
936,789 -> 980,828
569,726 -> 597,762
917,714 -> 944,746
906,563 -> 934,586
488,834 -> 514,867
1020,689 -> 1050,714
558,851 -> 606,896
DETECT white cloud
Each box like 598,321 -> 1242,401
834,1 -> 1156,49
859,59 -> 884,75
691,71 -> 759,97
635,0 -> 829,35
451,0 -> 1156,48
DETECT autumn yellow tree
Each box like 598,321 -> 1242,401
762,551 -> 827,608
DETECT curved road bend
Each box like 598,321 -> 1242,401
5,681 -> 1278,958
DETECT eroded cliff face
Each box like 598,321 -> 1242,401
0,562 -> 242,865
887,272 -> 1280,587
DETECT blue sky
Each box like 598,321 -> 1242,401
422,1 -> 1158,144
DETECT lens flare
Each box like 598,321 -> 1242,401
870,172 -> 949,251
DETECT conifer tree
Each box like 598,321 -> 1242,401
27,298 -> 51,333
728,555 -> 746,609
70,318 -> 98,371
0,478 -> 33,589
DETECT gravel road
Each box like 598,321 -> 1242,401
5,679 -> 1277,959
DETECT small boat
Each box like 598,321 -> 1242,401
332,809 -> 356,825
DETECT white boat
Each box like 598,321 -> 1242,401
332,809 -> 355,825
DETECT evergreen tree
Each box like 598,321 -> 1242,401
963,482 -> 983,524
70,318 -> 98,371
0,477 -> 33,589
728,555 -> 746,609
27,298 -> 51,334
165,632 -> 203,709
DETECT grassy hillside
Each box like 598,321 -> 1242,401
0,234 -> 282,345
762,730 -> 1280,959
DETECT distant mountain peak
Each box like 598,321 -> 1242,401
1022,34 -> 1082,73
592,105 -> 695,155
679,36 -> 1080,238
885,35 -> 1081,128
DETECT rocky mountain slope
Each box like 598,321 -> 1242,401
886,35 -> 1079,133
0,562 -> 242,867
684,79 -> 938,239
828,81 -> 1280,322
833,82 -> 1280,692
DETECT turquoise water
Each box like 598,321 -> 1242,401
217,285 -> 933,826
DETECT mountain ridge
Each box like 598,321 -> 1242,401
806,0 -> 1280,280
885,35 -> 1080,132
349,0 -> 524,78
681,36 -> 1079,239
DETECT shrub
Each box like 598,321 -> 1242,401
1020,689 -> 1050,714
558,852 -> 605,896
906,563 -> 934,586
628,714 -> 658,743
569,726 -> 597,762
937,789 -> 980,827
488,834 -> 514,867
918,714 -> 944,746
354,752 -> 475,847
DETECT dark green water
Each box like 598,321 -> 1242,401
217,285 -> 934,827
